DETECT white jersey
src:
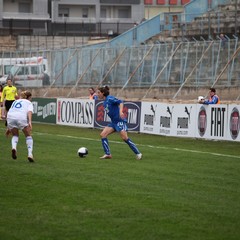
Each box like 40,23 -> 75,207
7,99 -> 33,121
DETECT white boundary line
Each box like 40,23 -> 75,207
33,131 -> 240,160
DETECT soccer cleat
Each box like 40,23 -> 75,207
12,149 -> 17,160
136,153 -> 142,160
100,154 -> 112,159
28,155 -> 34,163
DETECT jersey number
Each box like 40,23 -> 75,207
11,101 -> 22,109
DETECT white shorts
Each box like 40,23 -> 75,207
7,118 -> 28,130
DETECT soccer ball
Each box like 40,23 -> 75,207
198,96 -> 204,103
78,147 -> 88,158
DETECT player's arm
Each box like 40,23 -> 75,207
119,102 -> 125,119
203,96 -> 218,104
27,111 -> 33,130
15,87 -> 19,99
0,88 -> 5,106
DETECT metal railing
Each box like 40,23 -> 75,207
2,37 -> 239,94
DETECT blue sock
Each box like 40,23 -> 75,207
102,138 -> 111,155
125,138 -> 140,154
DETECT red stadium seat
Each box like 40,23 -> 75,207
170,0 -> 178,5
181,0 -> 191,5
144,0 -> 153,4
157,0 -> 165,4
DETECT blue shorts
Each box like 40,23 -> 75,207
108,121 -> 128,132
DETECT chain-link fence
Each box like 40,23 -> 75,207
1,37 -> 239,100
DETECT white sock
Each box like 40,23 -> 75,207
26,136 -> 33,157
12,136 -> 19,150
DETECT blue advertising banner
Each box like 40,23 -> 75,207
94,100 -> 141,132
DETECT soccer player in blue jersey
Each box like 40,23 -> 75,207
199,88 -> 220,104
97,86 -> 142,160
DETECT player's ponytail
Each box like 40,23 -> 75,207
25,91 -> 32,100
20,90 -> 32,99
98,85 -> 110,97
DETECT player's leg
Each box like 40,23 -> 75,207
119,128 -> 142,160
22,126 -> 34,162
10,127 -> 19,160
4,100 -> 14,127
100,126 -> 115,159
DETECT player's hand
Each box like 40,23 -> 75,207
28,122 -> 32,131
120,112 -> 125,119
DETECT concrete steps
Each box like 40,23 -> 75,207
153,2 -> 240,42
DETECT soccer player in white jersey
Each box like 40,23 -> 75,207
7,90 -> 34,162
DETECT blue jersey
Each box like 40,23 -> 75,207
203,95 -> 220,104
104,95 -> 126,124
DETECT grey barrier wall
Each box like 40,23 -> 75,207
32,98 -> 240,142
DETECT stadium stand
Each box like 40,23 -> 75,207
0,0 -> 239,102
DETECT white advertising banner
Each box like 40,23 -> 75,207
57,98 -> 94,128
195,104 -> 228,140
53,98 -> 239,142
140,102 -> 197,138
170,104 -> 197,138
226,104 -> 240,142
158,103 -> 175,136
140,102 -> 161,135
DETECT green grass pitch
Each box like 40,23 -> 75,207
0,122 -> 240,240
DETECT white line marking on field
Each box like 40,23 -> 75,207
34,131 -> 240,160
